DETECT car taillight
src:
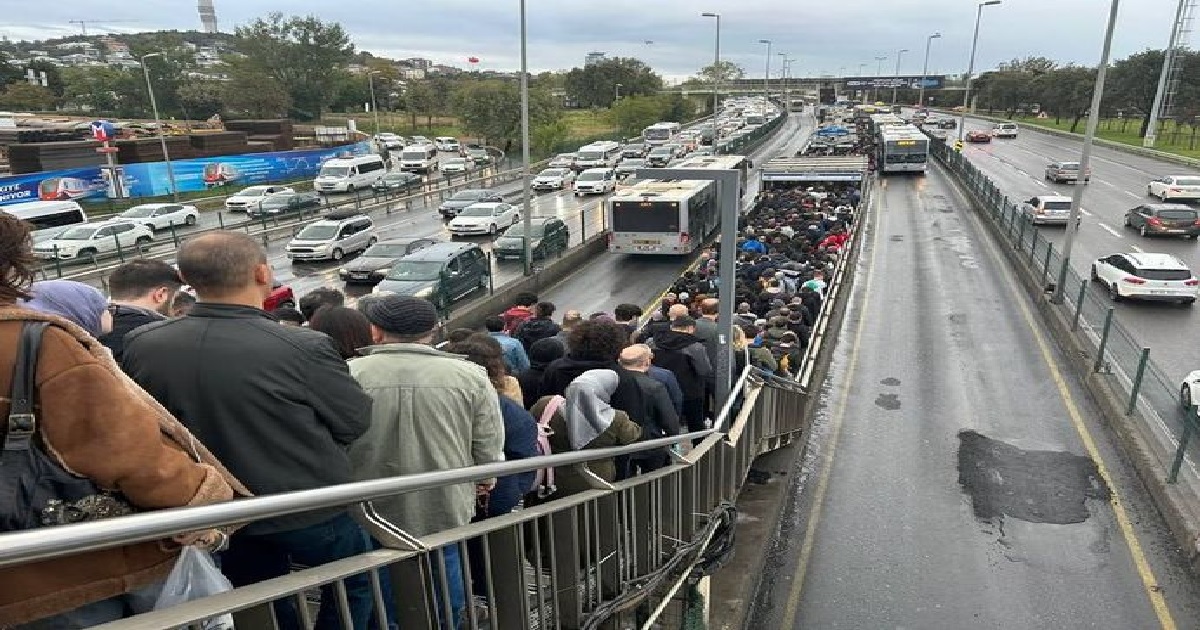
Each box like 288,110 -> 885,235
1148,217 -> 1163,226
1186,279 -> 1199,286
681,232 -> 690,244
1123,276 -> 1146,285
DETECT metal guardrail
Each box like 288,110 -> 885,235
930,139 -> 1200,491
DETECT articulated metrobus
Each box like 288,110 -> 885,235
877,125 -> 930,173
642,122 -> 683,146
607,154 -> 749,255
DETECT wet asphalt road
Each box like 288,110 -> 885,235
746,168 -> 1200,629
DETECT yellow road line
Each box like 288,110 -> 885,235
955,169 -> 1178,630
778,177 -> 885,627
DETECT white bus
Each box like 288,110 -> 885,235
608,179 -> 716,254
642,122 -> 683,146
877,125 -> 929,174
574,141 -> 622,169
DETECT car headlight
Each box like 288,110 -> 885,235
376,265 -> 393,272
414,286 -> 434,298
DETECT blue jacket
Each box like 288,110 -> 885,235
741,239 -> 767,255
648,365 -> 684,414
490,332 -> 531,374
486,396 -> 539,518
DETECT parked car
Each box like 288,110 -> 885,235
248,191 -> 322,218
372,171 -> 423,193
438,188 -> 503,219
1090,252 -> 1198,305
286,212 -> 377,262
492,217 -> 570,260
338,237 -> 440,284
965,130 -> 992,143
440,157 -> 475,175
532,168 -> 576,191
264,281 -> 295,311
447,202 -> 520,236
1045,161 -> 1091,184
1123,204 -> 1200,238
224,185 -> 295,212
1147,175 -> 1200,201
32,221 -> 154,262
573,168 -> 617,196
114,203 -> 199,231
373,242 -> 490,311
1020,195 -> 1075,226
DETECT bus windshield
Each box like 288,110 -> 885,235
612,201 -> 679,233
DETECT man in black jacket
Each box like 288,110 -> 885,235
619,344 -> 681,474
122,231 -> 375,630
649,316 -> 713,435
99,259 -> 182,363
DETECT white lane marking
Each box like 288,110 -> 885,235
1098,223 -> 1124,239
1130,244 -> 1146,253
1034,179 -> 1048,187
1080,208 -> 1093,216
1125,191 -> 1141,199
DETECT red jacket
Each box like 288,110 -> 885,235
501,306 -> 533,334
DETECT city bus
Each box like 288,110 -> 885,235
607,154 -> 749,254
877,125 -> 930,173
642,122 -> 683,146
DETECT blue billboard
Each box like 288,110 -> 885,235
0,141 -> 374,207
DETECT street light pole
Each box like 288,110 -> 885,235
959,0 -> 1002,144
140,53 -> 178,201
918,33 -> 942,110
519,0 -> 534,276
873,56 -> 887,102
759,39 -> 772,105
367,70 -> 381,136
1052,0 -> 1121,304
890,48 -> 908,105
614,83 -> 622,105
779,53 -> 793,111
702,13 -> 721,116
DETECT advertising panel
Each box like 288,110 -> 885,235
843,76 -> 946,90
0,141 -> 374,207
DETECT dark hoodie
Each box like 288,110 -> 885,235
99,303 -> 166,363
514,316 -> 561,352
518,338 -> 566,409
649,330 -> 712,401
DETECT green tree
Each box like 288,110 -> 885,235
233,12 -> 355,120
1109,49 -> 1164,137
222,57 -> 292,117
329,70 -> 372,113
403,80 -> 437,129
0,83 -> 56,111
59,66 -> 145,116
1034,66 -> 1096,132
531,119 -> 571,155
696,61 -> 745,84
563,57 -> 663,109
26,61 -> 65,97
453,80 -> 561,144
176,80 -> 227,119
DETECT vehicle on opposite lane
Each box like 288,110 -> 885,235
532,168 -> 576,191
966,130 -> 992,144
33,221 -> 154,262
447,201 -> 519,236
372,171 -> 423,193
1148,175 -> 1200,201
286,212 -> 377,262
573,168 -> 617,196
1045,161 -> 1091,184
338,236 -> 440,284
114,203 -> 199,231
1021,195 -> 1077,226
438,189 -> 504,219
248,191 -> 322,219
1090,252 -> 1198,305
992,122 -> 1019,138
440,157 -> 475,175
224,185 -> 296,212
1124,204 -> 1200,239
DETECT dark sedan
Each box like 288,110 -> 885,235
338,237 -> 440,283
372,172 -> 423,193
247,191 -> 321,218
493,217 -> 569,260
438,188 -> 503,219
1124,203 -> 1200,239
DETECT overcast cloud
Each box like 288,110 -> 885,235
0,0 -> 1184,80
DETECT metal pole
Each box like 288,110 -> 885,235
1126,348 -> 1151,416
1093,307 -> 1115,373
959,1 -> 1002,144
1168,419 -> 1194,484
873,56 -> 886,102
919,34 -> 941,111
1071,279 -> 1088,331
890,49 -> 907,105
141,54 -> 178,201
520,0 -> 533,276
1052,0 -> 1119,304
368,71 -> 381,136
1145,0 -> 1188,147
759,39 -> 772,105
702,13 -> 721,116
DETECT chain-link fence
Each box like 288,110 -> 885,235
931,140 -> 1200,487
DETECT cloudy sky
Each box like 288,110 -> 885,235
0,0 -> 1184,81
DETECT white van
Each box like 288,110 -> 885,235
575,141 -> 622,169
399,144 -> 440,174
3,200 -> 88,231
313,154 -> 387,193
992,123 -> 1019,139
434,136 -> 461,153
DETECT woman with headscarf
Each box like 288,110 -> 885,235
22,280 -> 112,339
527,369 -> 643,504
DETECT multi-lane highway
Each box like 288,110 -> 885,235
948,117 -> 1200,383
748,169 -> 1200,630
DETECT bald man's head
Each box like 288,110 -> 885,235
667,303 -> 689,320
618,344 -> 653,372
177,231 -> 270,301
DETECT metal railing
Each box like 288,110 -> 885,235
930,139 -> 1200,491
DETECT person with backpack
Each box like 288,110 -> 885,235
500,292 -> 538,334
514,302 -> 561,352
648,316 -> 712,435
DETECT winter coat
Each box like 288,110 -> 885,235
514,317 -> 561,352
539,358 -> 648,423
484,396 -> 539,518
501,305 -> 534,334
98,303 -> 165,364
648,330 -> 712,401
525,396 -> 642,500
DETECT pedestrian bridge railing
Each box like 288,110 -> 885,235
0,366 -> 811,630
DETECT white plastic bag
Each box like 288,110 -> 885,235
153,546 -> 236,630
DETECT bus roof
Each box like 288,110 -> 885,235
759,156 -> 870,182
611,179 -> 713,203
670,155 -> 747,170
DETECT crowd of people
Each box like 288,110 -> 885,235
0,175 -> 858,629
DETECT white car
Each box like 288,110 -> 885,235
32,221 -> 154,262
224,185 -> 295,212
447,202 -> 520,236
1090,252 -> 1198,305
1181,371 -> 1200,410
114,203 -> 200,231
440,157 -> 475,174
375,133 -> 406,150
409,135 -> 434,146
1148,175 -> 1200,201
532,168 -> 576,191
435,136 -> 461,153
573,168 -> 617,196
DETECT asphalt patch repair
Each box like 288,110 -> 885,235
957,430 -> 1111,524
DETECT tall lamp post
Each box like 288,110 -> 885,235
918,33 -> 942,110
779,53 -> 793,110
519,0 -> 534,276
614,83 -> 623,104
1052,0 -> 1121,304
367,70 -> 382,136
873,55 -> 887,102
759,39 -> 772,105
958,0 -> 1002,144
890,48 -> 908,105
140,53 -> 178,201
701,12 -> 721,116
